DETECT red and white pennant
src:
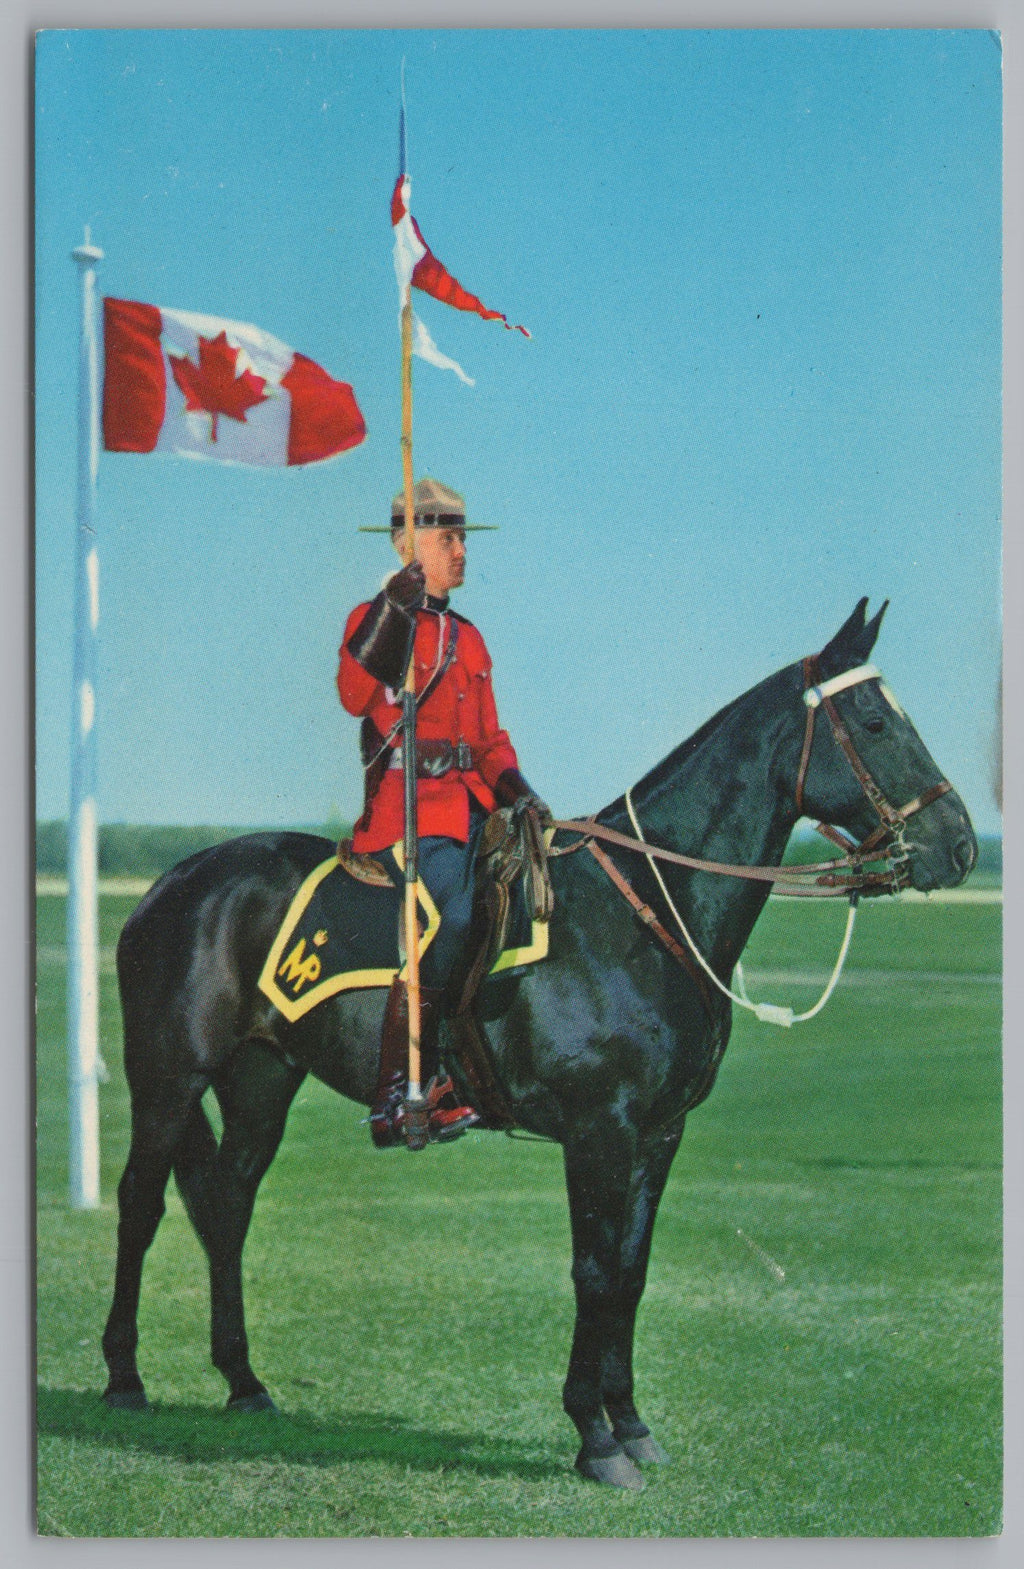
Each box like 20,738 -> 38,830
391,174 -> 529,386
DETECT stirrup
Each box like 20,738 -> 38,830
423,1075 -> 481,1141
369,1076 -> 406,1149
368,1075 -> 480,1149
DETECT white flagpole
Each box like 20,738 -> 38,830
67,227 -> 103,1209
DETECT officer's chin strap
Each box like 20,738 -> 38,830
624,786 -> 859,1029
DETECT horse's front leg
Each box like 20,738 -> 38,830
562,1127 -> 647,1490
601,1120 -> 684,1465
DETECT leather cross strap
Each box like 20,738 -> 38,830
585,838 -> 716,1014
362,614 -> 459,772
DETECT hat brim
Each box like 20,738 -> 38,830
358,524 -> 499,533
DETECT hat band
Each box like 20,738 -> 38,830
390,512 -> 466,529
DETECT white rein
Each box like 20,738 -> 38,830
619,662 -> 895,1029
624,785 -> 857,1028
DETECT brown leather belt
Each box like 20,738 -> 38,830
388,738 -> 475,778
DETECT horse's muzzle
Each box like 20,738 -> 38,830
906,794 -> 978,891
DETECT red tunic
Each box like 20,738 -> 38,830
338,601 -> 519,853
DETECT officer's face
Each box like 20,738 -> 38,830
395,525 -> 467,598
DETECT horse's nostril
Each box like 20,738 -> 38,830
952,835 -> 977,877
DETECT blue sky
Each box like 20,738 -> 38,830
34,28 -> 1003,833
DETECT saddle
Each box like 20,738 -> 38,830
444,801 -> 554,1129
451,801 -> 553,1011
336,801 -> 553,953
335,838 -> 392,888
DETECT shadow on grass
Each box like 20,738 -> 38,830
37,1387 -> 565,1482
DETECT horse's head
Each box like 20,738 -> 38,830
792,598 -> 978,892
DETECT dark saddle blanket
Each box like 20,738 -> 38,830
258,809 -> 552,1024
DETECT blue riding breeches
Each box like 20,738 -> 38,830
382,805 -> 489,990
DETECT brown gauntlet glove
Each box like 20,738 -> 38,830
346,561 -> 426,688
494,768 -> 553,830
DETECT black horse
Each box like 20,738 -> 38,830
102,600 -> 976,1490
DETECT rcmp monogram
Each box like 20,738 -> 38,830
276,938 -> 323,994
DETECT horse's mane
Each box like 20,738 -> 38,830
596,661 -> 791,824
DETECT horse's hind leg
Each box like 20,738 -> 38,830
601,1123 -> 684,1466
102,1075 -> 207,1409
174,1040 -> 305,1411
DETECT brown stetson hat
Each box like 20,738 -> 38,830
358,476 -> 497,532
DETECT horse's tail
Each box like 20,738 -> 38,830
115,890 -> 173,1089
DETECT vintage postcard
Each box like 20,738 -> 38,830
34,27 -> 1002,1538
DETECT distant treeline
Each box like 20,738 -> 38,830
37,819 -> 1002,882
36,820 -> 352,879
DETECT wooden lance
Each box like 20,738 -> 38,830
398,285 -> 430,1150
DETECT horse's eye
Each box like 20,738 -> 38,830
864,716 -> 885,736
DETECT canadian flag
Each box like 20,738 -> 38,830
102,298 -> 366,466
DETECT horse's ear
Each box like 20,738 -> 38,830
817,598 -> 888,677
862,599 -> 889,655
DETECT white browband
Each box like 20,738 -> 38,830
803,663 -> 881,708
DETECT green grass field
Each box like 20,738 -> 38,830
35,890 -> 1002,1538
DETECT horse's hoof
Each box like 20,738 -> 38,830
102,1387 -> 150,1412
226,1390 -> 279,1415
620,1433 -> 670,1465
575,1447 -> 646,1491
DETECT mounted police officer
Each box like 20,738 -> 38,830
338,477 -> 550,1147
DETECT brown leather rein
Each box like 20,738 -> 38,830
550,658 -> 953,901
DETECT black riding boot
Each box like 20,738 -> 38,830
369,979 -> 480,1149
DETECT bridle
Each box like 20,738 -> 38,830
552,659 -> 955,900
548,657 -> 956,1029
794,658 -> 953,896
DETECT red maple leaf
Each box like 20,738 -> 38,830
169,330 -> 269,441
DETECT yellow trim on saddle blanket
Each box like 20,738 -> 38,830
490,915 -> 549,973
257,840 -> 550,1024
257,845 -> 440,1024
